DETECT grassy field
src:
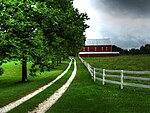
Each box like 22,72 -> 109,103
83,55 -> 150,71
47,57 -> 150,113
83,55 -> 150,85
9,61 -> 74,113
1,56 -> 150,113
0,60 -> 69,107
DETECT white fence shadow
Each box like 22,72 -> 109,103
79,57 -> 150,89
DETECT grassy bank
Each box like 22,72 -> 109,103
0,60 -> 69,107
9,61 -> 74,113
83,55 -> 150,71
47,58 -> 150,113
83,55 -> 150,85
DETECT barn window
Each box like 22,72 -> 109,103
95,47 -> 97,51
101,47 -> 103,51
87,47 -> 89,52
106,47 -> 108,51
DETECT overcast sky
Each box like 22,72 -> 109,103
73,0 -> 150,49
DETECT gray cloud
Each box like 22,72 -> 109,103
90,0 -> 150,48
93,0 -> 150,18
99,17 -> 150,48
73,0 -> 150,49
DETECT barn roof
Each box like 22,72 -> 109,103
85,39 -> 111,46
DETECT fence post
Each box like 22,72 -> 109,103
87,64 -> 92,77
103,69 -> 105,85
93,68 -> 96,82
121,70 -> 124,89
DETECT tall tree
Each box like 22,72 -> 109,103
36,0 -> 89,60
0,0 -> 89,82
0,0 -> 48,82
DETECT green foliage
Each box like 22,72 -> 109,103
140,44 -> 150,54
0,0 -> 89,78
113,44 -> 150,55
0,0 -> 47,76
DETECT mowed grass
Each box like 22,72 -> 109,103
47,58 -> 150,113
83,55 -> 150,71
83,55 -> 150,85
0,60 -> 69,107
9,61 -> 74,113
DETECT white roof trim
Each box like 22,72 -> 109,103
85,39 -> 111,46
79,52 -> 119,55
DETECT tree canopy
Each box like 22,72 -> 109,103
0,0 -> 89,82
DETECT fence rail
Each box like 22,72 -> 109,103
79,57 -> 150,89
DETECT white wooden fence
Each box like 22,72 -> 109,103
79,57 -> 150,89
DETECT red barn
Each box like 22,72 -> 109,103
79,39 -> 119,57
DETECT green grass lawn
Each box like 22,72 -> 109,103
9,61 -> 74,113
47,58 -> 150,113
83,55 -> 150,71
0,60 -> 69,107
83,55 -> 150,85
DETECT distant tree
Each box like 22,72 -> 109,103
144,44 -> 150,54
112,45 -> 124,54
123,49 -> 129,55
129,48 -> 140,55
113,44 -> 150,55
140,45 -> 145,54
139,44 -> 150,54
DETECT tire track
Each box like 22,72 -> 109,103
29,59 -> 77,113
0,59 -> 73,113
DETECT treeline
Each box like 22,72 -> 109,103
0,0 -> 89,82
112,44 -> 150,55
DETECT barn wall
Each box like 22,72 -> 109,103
79,54 -> 119,57
81,45 -> 112,52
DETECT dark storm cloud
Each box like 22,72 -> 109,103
73,0 -> 150,49
93,0 -> 150,18
89,0 -> 150,48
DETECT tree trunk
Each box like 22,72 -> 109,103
56,58 -> 59,66
22,55 -> 28,82
59,57 -> 61,64
52,57 -> 55,68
